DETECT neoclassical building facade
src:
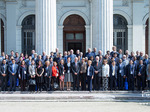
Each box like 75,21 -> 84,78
0,0 -> 150,56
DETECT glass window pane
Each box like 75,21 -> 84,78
66,33 -> 74,40
75,33 -> 83,40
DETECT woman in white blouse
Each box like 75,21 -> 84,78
102,59 -> 110,91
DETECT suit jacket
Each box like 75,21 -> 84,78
0,64 -> 8,76
52,66 -> 59,77
80,62 -> 87,73
85,52 -> 93,60
59,64 -> 64,75
126,64 -> 135,77
28,65 -> 36,76
86,65 -> 94,77
64,63 -> 71,73
44,65 -> 52,77
117,63 -> 125,76
93,61 -> 102,77
71,62 -> 80,74
68,54 -> 76,63
18,65 -> 27,80
137,64 -> 146,77
8,64 -> 18,77
109,65 -> 118,78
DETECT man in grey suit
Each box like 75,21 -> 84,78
8,59 -> 18,91
93,56 -> 102,90
0,59 -> 8,91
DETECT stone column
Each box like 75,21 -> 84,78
92,0 -> 113,55
6,0 -> 17,54
16,25 -> 22,53
57,25 -> 64,53
127,25 -> 133,52
85,25 -> 91,51
36,0 -> 57,55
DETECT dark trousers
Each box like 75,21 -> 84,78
10,75 -> 16,91
43,77 -> 51,91
93,74 -> 101,90
128,74 -> 134,91
118,75 -> 124,90
148,81 -> 150,90
37,83 -> 43,91
20,80 -> 26,91
1,76 -> 7,91
80,73 -> 86,91
29,85 -> 35,91
137,76 -> 145,90
110,76 -> 117,90
87,76 -> 92,91
73,74 -> 79,91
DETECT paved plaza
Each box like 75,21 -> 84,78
0,102 -> 150,112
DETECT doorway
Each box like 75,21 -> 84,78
63,14 -> 86,54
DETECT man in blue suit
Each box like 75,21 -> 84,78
8,59 -> 18,91
68,49 -> 76,63
109,61 -> 118,90
85,48 -> 93,60
126,60 -> 135,91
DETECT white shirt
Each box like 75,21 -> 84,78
102,64 -> 109,77
87,66 -> 90,76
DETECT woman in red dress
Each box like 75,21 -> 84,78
52,62 -> 59,90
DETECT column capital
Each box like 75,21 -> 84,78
127,25 -> 133,29
58,25 -> 64,29
85,25 -> 90,29
16,25 -> 22,29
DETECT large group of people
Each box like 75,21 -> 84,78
0,46 -> 150,92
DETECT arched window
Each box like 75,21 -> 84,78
22,15 -> 35,55
113,14 -> 128,53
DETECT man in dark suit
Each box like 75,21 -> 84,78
8,59 -> 18,91
93,56 -> 102,90
109,61 -> 118,90
71,57 -> 80,91
0,59 -> 8,91
110,46 -> 118,57
126,60 -> 135,91
137,60 -> 146,91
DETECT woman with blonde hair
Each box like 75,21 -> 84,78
43,61 -> 52,91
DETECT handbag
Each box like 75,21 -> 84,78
54,82 -> 59,89
124,78 -> 128,90
29,79 -> 36,85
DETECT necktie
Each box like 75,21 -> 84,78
97,62 -> 98,66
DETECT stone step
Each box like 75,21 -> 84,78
0,91 -> 150,102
